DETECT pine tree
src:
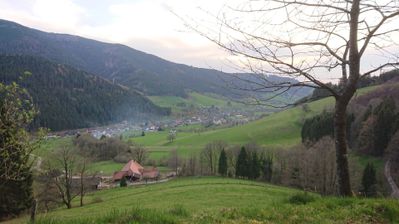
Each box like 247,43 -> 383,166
360,163 -> 377,197
249,152 -> 260,180
236,147 -> 249,178
218,149 -> 227,176
261,155 -> 273,182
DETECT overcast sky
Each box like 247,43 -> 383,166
0,0 -> 241,71
0,0 -> 398,81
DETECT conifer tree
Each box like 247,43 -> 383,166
360,163 -> 377,197
218,148 -> 227,176
249,151 -> 260,180
236,147 -> 248,178
261,154 -> 273,182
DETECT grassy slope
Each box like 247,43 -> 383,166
11,177 -> 399,224
148,92 -> 238,113
131,86 -> 377,160
37,86 -> 377,169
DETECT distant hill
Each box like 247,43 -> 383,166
0,19 -> 311,99
0,55 -> 170,131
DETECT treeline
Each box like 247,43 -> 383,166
297,69 -> 399,103
355,97 -> 399,156
0,55 -> 170,131
301,111 -> 354,144
73,134 -> 149,164
301,96 -> 399,157
176,142 -> 273,182
173,139 -> 381,197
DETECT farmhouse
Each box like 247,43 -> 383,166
113,160 -> 159,182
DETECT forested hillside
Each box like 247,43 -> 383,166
0,55 -> 170,131
0,19 -> 311,99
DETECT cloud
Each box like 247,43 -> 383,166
0,0 -> 86,33
32,0 -> 86,31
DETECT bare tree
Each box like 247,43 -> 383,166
183,0 -> 399,196
51,148 -> 77,209
77,154 -> 92,207
201,140 -> 227,175
129,143 -> 148,164
168,149 -> 180,175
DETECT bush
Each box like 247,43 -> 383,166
120,177 -> 127,187
289,192 -> 316,205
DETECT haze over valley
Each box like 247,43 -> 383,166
1,1 -> 399,223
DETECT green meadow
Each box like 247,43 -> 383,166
148,92 -> 239,113
9,177 -> 399,224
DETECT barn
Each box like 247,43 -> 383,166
113,160 -> 159,182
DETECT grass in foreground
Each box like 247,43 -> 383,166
10,177 -> 399,224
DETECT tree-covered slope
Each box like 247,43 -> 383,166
0,19 -> 311,99
0,55 -> 170,131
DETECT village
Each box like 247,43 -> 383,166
47,104 -> 267,139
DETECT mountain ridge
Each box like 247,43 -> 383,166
0,55 -> 170,131
0,19 -> 311,99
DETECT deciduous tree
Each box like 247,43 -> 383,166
185,0 -> 399,196
0,81 -> 43,220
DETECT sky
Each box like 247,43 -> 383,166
0,0 -> 398,82
0,0 -> 239,72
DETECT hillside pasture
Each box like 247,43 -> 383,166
9,177 -> 399,224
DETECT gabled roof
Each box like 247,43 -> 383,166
121,160 -> 144,176
113,171 -> 127,181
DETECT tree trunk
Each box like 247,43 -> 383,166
334,99 -> 352,196
332,0 -> 361,197
80,174 -> 84,207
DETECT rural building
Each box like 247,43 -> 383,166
113,160 -> 159,182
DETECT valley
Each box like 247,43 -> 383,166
1,2 -> 399,223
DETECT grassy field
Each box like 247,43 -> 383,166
132,92 -> 334,159
130,85 -> 378,160
149,91 -> 301,112
10,177 -> 399,223
35,137 -> 73,157
148,92 -> 237,113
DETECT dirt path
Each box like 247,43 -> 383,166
384,160 -> 399,199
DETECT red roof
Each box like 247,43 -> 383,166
121,160 -> 143,176
113,161 -> 159,181
113,171 -> 127,181
142,167 -> 160,179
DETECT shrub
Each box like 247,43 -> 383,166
120,177 -> 127,187
288,192 -> 316,205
